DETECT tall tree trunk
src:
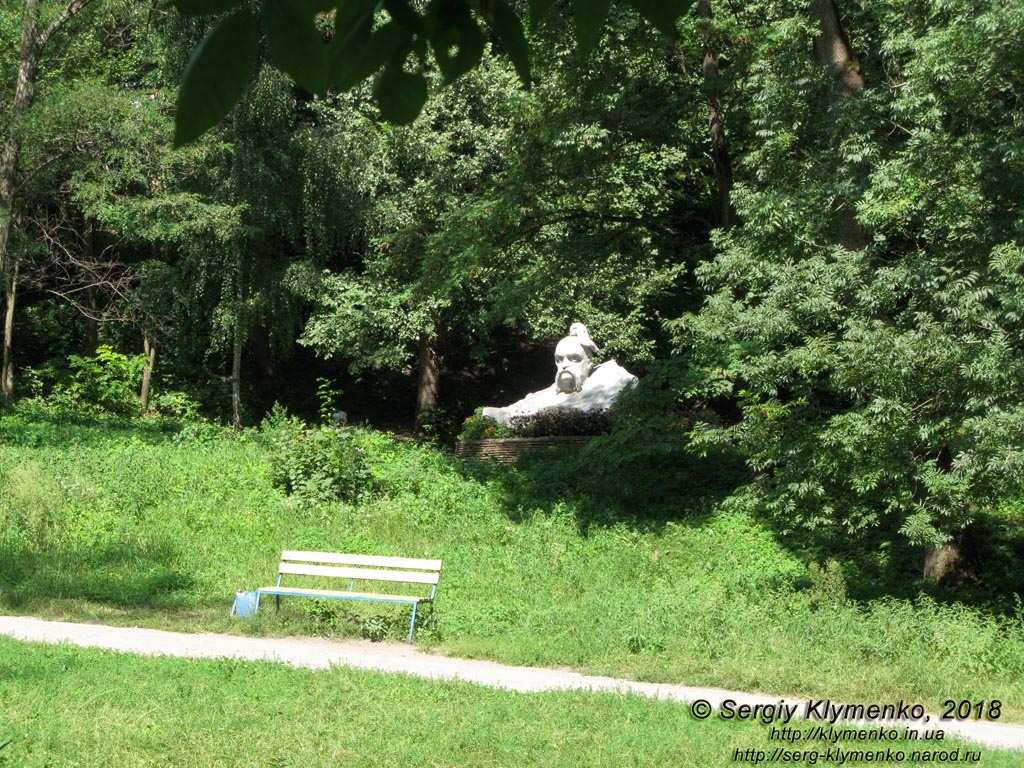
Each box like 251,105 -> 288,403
0,1 -> 42,398
811,0 -> 865,97
415,332 -> 440,419
2,260 -> 17,398
697,0 -> 735,230
83,288 -> 99,356
231,324 -> 243,431
924,525 -> 979,587
810,0 -> 867,251
140,330 -> 156,411
82,218 -> 98,355
0,0 -> 95,397
230,248 -> 246,432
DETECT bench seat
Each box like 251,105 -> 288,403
255,586 -> 432,604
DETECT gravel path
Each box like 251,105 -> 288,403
2,615 -> 1022,752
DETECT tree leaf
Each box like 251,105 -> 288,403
429,1 -> 484,83
264,0 -> 329,95
331,20 -> 411,91
483,0 -> 531,88
527,0 -> 558,27
626,0 -> 693,37
373,62 -> 427,124
383,0 -> 425,33
571,0 -> 612,59
330,0 -> 375,50
172,0 -> 244,17
174,9 -> 259,148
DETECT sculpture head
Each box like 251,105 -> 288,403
553,337 -> 593,394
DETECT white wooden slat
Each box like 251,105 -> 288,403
258,586 -> 430,603
278,562 -> 441,585
281,550 -> 442,572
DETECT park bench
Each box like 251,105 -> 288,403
255,550 -> 442,644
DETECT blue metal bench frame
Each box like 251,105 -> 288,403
255,551 -> 442,644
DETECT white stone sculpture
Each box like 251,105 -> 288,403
481,323 -> 638,426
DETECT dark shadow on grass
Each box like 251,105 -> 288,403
453,435 -> 749,535
452,434 -> 1024,617
0,539 -> 194,610
748,502 -> 1024,617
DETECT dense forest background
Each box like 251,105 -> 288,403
3,0 -> 1023,583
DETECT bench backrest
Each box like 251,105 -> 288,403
277,550 -> 442,590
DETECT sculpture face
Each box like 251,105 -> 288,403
553,337 -> 592,394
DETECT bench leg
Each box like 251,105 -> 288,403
407,602 -> 419,644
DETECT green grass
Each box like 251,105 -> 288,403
0,638 -> 1018,767
1,401 -> 1023,724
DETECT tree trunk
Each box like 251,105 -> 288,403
810,0 -> 867,250
82,219 -> 98,354
2,260 -> 16,398
83,288 -> 99,356
140,330 -> 156,411
697,0 -> 735,230
923,526 -> 979,587
0,1 -> 42,398
811,0 -> 865,97
415,332 -> 440,419
231,318 -> 243,432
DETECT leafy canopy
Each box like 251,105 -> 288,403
170,0 -> 693,145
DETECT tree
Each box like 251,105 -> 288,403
693,0 -> 734,230
1,0 -> 98,396
297,12 -> 702,421
678,0 -> 1024,582
293,56 -> 522,419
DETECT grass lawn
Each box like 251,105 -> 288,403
2,402 -> 1023,724
0,637 -> 1018,767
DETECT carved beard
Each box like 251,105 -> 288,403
556,370 -> 579,393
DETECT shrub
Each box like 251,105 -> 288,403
149,390 -> 201,420
35,346 -> 147,416
266,417 -> 378,506
458,407 -> 612,440
458,409 -> 513,440
509,408 -> 612,437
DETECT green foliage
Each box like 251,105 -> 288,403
56,345 -> 147,416
458,407 -> 613,439
458,408 -> 514,440
676,0 -> 1024,547
314,377 -> 343,424
265,418 -> 378,506
170,0 -> 693,143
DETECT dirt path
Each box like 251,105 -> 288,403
2,615 -> 1022,752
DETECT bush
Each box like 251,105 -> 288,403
265,416 -> 378,506
458,409 -> 513,440
36,346 -> 147,416
509,408 -> 612,437
458,407 -> 612,440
